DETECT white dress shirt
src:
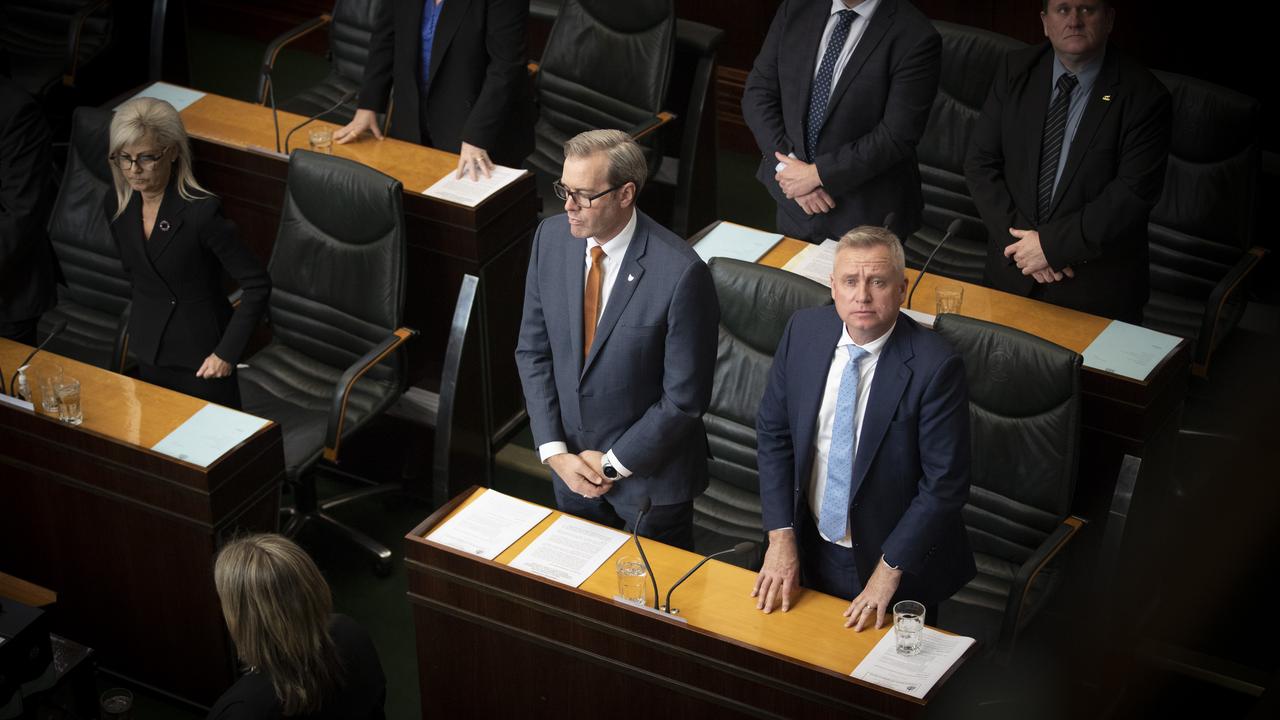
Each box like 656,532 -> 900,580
808,320 -> 895,546
538,209 -> 639,477
812,0 -> 882,100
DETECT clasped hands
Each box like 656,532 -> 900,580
774,152 -> 835,217
1005,227 -> 1075,284
547,449 -> 613,498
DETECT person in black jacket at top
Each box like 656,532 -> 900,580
106,97 -> 269,408
208,534 -> 386,720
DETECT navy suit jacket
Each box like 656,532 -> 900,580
741,0 -> 940,242
515,211 -> 720,506
757,308 -> 975,603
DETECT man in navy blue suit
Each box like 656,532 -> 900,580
753,225 -> 974,630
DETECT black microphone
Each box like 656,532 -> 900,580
631,497 -> 660,610
262,64 -> 282,154
8,320 -> 68,397
283,89 -> 357,154
882,212 -> 897,231
907,218 -> 964,311
663,541 -> 755,615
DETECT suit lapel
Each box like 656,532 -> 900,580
824,0 -> 895,121
794,308 -> 844,485
1019,47 -> 1055,220
582,219 -> 647,378
1048,50 -> 1119,219
427,0 -> 472,89
849,319 -> 912,502
565,233 -> 586,373
146,182 -> 186,265
785,0 -> 831,143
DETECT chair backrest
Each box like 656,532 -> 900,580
528,0 -> 675,179
933,315 -> 1081,569
431,274 -> 489,508
907,21 -> 1025,284
699,257 -> 831,541
329,0 -> 385,84
269,150 -> 406,386
1144,70 -> 1259,343
47,106 -> 131,318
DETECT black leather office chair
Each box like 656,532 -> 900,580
39,106 -> 132,371
933,314 -> 1086,659
0,0 -> 114,99
430,275 -> 492,508
907,21 -> 1025,284
238,150 -> 415,574
696,255 -> 832,566
1144,71 -> 1267,377
257,0 -> 386,129
526,0 -> 676,217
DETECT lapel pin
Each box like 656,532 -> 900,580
158,220 -> 170,231
1102,95 -> 1112,102
627,273 -> 635,282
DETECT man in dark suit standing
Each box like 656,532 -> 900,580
515,130 -> 720,550
965,0 -> 1170,322
334,0 -> 533,179
753,226 -> 974,629
741,0 -> 940,243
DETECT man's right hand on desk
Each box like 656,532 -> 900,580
752,528 -> 801,613
334,109 -> 383,145
547,452 -> 612,498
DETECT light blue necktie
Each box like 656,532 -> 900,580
805,9 -> 858,162
819,344 -> 870,542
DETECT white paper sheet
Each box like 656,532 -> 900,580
150,404 -> 270,467
693,222 -> 783,263
121,82 -> 207,112
422,165 -> 526,207
426,490 -> 551,559
507,515 -> 630,587
781,239 -> 839,287
851,627 -> 975,699
1082,320 -> 1181,382
0,394 -> 34,412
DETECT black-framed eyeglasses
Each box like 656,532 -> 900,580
109,147 -> 168,171
553,181 -> 620,208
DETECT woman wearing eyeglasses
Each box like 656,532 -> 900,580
106,97 -> 269,408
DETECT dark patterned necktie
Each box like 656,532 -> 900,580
804,10 -> 858,162
1037,72 -> 1079,222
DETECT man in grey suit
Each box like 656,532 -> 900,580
515,130 -> 720,550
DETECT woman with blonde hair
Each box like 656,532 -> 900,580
209,534 -> 385,719
106,97 -> 269,408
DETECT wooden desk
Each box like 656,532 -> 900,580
178,90 -> 539,463
405,487 -> 971,719
0,338 -> 285,705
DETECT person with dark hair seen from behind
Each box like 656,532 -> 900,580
106,97 -> 270,408
209,534 -> 386,720
0,57 -> 57,346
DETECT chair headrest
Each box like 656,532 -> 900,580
709,257 -> 831,355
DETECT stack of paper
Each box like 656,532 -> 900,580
693,222 -> 783,263
851,627 -> 975,699
425,490 -> 551,559
508,515 -> 630,587
781,239 -> 839,287
151,404 -> 270,467
423,165 -> 526,207
1082,320 -> 1181,382
120,82 -> 207,112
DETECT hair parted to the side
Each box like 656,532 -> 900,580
562,129 -> 649,194
108,97 -> 210,219
214,534 -> 343,716
836,225 -> 906,278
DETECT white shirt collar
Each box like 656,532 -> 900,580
836,317 -> 897,357
585,209 -> 638,260
830,0 -> 879,19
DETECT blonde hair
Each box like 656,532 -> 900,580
836,225 -> 906,278
214,534 -> 343,715
563,129 -> 648,194
108,97 -> 210,219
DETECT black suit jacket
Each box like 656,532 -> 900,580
108,184 -> 269,369
359,0 -> 533,165
965,43 -> 1171,322
0,77 -> 56,326
742,0 -> 940,242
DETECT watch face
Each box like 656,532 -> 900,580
603,462 -> 618,479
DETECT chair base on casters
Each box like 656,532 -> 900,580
281,469 -> 399,576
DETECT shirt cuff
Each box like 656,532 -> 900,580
538,442 -> 568,463
604,449 -> 632,478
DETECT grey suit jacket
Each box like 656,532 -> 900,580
515,211 -> 720,506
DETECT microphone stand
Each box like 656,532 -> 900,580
907,217 -> 964,311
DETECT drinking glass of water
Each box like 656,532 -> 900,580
893,600 -> 926,656
615,556 -> 647,606
34,362 -> 63,415
55,377 -> 82,425
309,126 -> 334,154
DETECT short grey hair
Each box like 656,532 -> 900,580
109,97 -> 210,219
563,129 -> 648,194
836,225 -> 906,277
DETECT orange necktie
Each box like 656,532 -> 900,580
583,245 -> 605,359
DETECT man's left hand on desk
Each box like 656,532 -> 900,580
843,557 -> 902,631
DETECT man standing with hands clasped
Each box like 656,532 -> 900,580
753,226 -> 974,629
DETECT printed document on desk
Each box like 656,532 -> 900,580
508,515 -> 629,587
122,82 -> 207,112
781,239 -> 838,287
151,404 -> 270,467
426,490 -> 551,560
1083,320 -> 1180,382
851,627 -> 975,699
693,222 -> 782,263
423,165 -> 526,207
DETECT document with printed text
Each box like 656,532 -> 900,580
425,490 -> 551,560
423,165 -> 526,207
508,515 -> 630,587
693,222 -> 783,264
781,238 -> 839,287
151,404 -> 270,467
1082,320 -> 1180,382
851,627 -> 974,699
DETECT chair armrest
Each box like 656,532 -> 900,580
530,0 -> 561,23
113,301 -> 131,374
999,515 -> 1086,653
323,327 -> 417,462
627,112 -> 677,142
64,0 -> 112,87
1193,246 -> 1268,376
257,14 -> 333,104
